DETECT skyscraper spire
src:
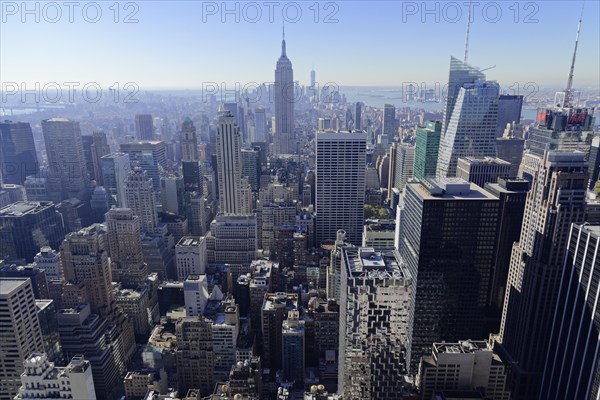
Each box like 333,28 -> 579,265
281,20 -> 286,57
563,5 -> 584,108
464,0 -> 472,63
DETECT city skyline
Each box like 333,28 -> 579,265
1,2 -> 599,89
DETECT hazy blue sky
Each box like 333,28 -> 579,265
1,1 -> 599,90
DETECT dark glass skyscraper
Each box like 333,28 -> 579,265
0,121 -> 38,185
400,178 -> 500,372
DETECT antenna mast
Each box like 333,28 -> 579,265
464,0 -> 472,63
564,5 -> 584,108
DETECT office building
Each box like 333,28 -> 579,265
105,208 -> 149,284
206,214 -> 257,281
212,302 -> 241,381
483,178 -> 529,323
176,317 -> 215,396
0,121 -> 38,185
362,219 -> 396,250
282,310 -> 305,388
0,278 -> 44,400
456,157 -> 511,188
382,104 -> 396,136
56,304 -> 124,399
391,143 -> 415,193
496,95 -> 523,137
436,78 -> 499,178
589,136 -> 600,189
496,136 -> 525,178
338,248 -> 414,399
261,292 -> 298,371
41,118 -> 89,202
414,121 -> 442,180
135,114 -> 154,140
399,179 -> 500,372
34,246 -> 62,281
60,224 -> 112,314
176,236 -> 207,280
541,223 -> 600,399
101,152 -> 131,207
180,117 -> 203,194
0,201 -> 65,262
125,167 -> 159,232
315,131 -> 366,245
354,102 -> 363,131
273,31 -> 295,154
216,110 -> 244,214
417,340 -> 510,400
253,108 -> 267,143
120,140 -> 167,194
15,353 -> 96,400
498,152 -> 588,399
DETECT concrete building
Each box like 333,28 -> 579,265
499,152 -> 589,399
176,236 -> 207,280
456,157 -> 511,188
261,292 -> 298,371
315,131 -> 366,245
273,31 -> 295,155
114,284 -> 152,336
120,140 -> 167,194
135,114 -> 154,140
382,104 -> 396,136
338,248 -> 414,399
33,246 -> 62,280
282,310 -> 305,388
125,167 -> 159,232
417,340 -> 510,400
541,224 -> 600,399
362,219 -> 396,251
175,317 -> 215,396
216,110 -> 244,214
0,278 -> 44,400
212,302 -> 241,381
41,118 -> 89,202
15,353 -> 96,400
206,214 -> 257,281
105,208 -> 149,285
183,274 -> 209,317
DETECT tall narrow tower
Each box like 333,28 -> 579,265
274,27 -> 295,154
216,110 -> 243,214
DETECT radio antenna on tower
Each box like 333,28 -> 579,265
563,4 -> 584,108
464,0 -> 472,63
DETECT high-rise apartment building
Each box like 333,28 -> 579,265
315,131 -> 366,245
338,248 -> 414,399
0,278 -> 44,400
498,151 -> 588,399
41,118 -> 89,202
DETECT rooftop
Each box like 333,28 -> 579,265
176,236 -> 204,247
343,248 -> 410,282
0,277 -> 29,295
411,178 -> 497,200
0,201 -> 53,217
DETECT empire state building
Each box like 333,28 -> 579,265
273,28 -> 295,154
